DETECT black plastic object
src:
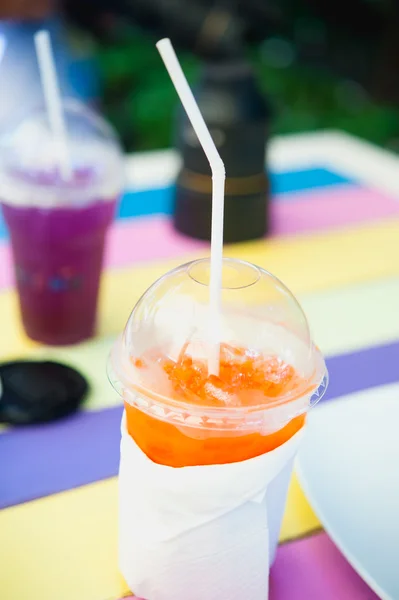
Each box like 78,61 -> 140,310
174,59 -> 271,243
0,360 -> 88,425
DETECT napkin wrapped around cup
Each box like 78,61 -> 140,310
119,414 -> 303,600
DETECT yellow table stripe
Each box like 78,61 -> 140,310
281,472 -> 321,542
2,218 -> 399,360
100,218 -> 399,337
1,274 -> 399,420
0,473 -> 318,600
0,480 -> 127,600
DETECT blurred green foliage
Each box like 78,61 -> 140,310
97,28 -> 399,152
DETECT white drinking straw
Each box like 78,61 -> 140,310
34,30 -> 72,180
156,38 -> 225,376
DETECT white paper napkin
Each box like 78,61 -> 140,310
119,414 -> 303,600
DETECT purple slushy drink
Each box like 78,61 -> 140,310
2,189 -> 116,345
0,100 -> 123,345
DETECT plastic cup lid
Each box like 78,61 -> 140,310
109,258 -> 328,432
0,98 -> 124,208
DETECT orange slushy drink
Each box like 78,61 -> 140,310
125,343 -> 311,467
109,258 -> 328,600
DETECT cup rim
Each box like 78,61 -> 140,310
108,335 -> 328,430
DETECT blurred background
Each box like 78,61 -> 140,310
1,0 -> 399,153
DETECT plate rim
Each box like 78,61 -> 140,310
295,386 -> 397,600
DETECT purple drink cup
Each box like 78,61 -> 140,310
2,197 -> 116,345
0,100 -> 123,345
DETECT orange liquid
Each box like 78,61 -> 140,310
125,344 -> 308,467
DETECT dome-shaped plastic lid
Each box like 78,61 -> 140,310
0,98 -> 123,208
109,258 -> 328,430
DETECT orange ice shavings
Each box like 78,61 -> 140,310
131,357 -> 146,369
158,343 -> 304,407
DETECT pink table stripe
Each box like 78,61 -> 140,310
0,243 -> 11,290
272,185 -> 399,236
119,531 -> 378,600
1,186 -> 398,292
106,216 -> 206,267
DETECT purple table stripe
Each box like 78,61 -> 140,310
1,406 -> 123,509
119,532 -> 378,600
2,340 -> 399,510
323,340 -> 399,401
269,531 -> 379,600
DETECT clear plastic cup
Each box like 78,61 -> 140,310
110,257 -> 327,466
109,257 -> 328,599
0,99 -> 123,345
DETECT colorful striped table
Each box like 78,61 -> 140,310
2,131 -> 398,600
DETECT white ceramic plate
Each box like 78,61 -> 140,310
296,382 -> 399,600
